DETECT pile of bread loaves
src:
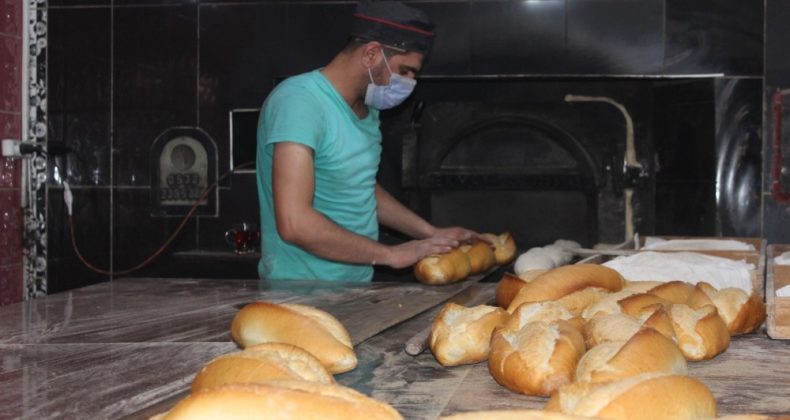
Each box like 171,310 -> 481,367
428,263 -> 767,419
150,301 -> 403,419
414,232 -> 517,284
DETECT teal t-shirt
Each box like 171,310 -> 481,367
256,69 -> 382,282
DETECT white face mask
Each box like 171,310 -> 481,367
364,53 -> 417,110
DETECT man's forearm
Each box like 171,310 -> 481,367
375,184 -> 435,239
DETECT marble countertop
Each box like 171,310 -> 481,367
1,277 -> 789,419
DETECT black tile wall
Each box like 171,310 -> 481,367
417,2 -> 471,75
196,174 -> 259,251
665,0 -> 763,76
470,0 -> 566,75
112,188 -> 198,271
766,0 -> 790,86
198,3 -> 288,179
287,3 -> 356,75
47,187 -> 111,293
566,0 -> 663,75
47,8 -> 111,186
113,4 -> 198,187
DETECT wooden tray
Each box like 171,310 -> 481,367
767,244 -> 790,339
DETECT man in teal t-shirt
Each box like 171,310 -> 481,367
256,2 -> 479,282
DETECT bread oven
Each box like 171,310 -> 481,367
384,77 -> 658,249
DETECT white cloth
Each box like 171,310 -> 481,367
777,284 -> 790,297
602,251 -> 754,293
643,237 -> 755,251
773,251 -> 790,266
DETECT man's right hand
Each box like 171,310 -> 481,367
384,237 -> 460,269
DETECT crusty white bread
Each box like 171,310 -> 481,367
507,264 -> 624,314
554,287 -> 610,316
545,372 -> 717,419
429,303 -> 509,366
439,409 -> 591,419
414,248 -> 473,285
581,289 -> 639,320
191,343 -> 333,392
495,270 -> 548,308
575,327 -> 687,384
157,380 -> 403,420
685,282 -> 766,335
460,241 -> 497,275
616,293 -> 672,317
505,301 -> 576,330
644,280 -> 697,304
583,307 -> 676,348
621,280 -> 665,293
230,302 -> 357,374
481,232 -> 518,265
488,320 -> 586,396
668,303 -> 730,361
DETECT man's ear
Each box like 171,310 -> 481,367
360,41 -> 382,69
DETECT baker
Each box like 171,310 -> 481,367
256,1 -> 480,282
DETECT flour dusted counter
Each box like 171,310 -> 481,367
0,277 -> 788,419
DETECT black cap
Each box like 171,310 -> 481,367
351,1 -> 435,54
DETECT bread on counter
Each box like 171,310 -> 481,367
488,320 -> 586,397
230,302 -> 357,374
429,302 -> 509,366
668,303 -> 730,361
686,282 -> 766,335
545,372 -> 717,419
440,409 -> 591,419
155,380 -> 403,420
575,327 -> 687,384
582,308 -> 675,349
495,270 -> 548,308
414,248 -> 473,285
191,343 -> 333,392
507,264 -> 625,314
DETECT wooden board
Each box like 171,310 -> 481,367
767,244 -> 790,339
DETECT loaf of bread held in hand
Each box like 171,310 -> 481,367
668,303 -> 730,361
544,372 -> 717,420
481,232 -> 517,265
507,264 -> 625,314
488,320 -> 586,396
156,380 -> 403,420
685,282 -> 766,335
429,302 -> 509,366
230,302 -> 357,374
495,270 -> 548,308
414,248 -> 472,285
460,241 -> 497,275
575,327 -> 687,384
190,343 -> 333,392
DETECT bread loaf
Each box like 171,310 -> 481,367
440,409 -> 591,419
481,232 -> 517,265
685,282 -> 766,335
507,264 -> 624,314
581,290 -> 640,320
460,241 -> 497,274
575,327 -> 687,384
583,308 -> 676,348
158,380 -> 402,420
554,287 -> 610,316
644,280 -> 697,304
191,343 -> 333,392
545,372 -> 717,419
429,303 -> 509,366
668,303 -> 730,361
488,320 -> 586,396
230,302 -> 357,374
495,270 -> 547,308
414,248 -> 472,285
616,293 -> 671,317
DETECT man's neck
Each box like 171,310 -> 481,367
321,54 -> 369,119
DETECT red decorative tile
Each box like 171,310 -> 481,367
0,262 -> 23,306
0,110 -> 19,138
0,189 -> 22,265
0,158 -> 19,188
0,35 -> 21,113
0,0 -> 22,36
